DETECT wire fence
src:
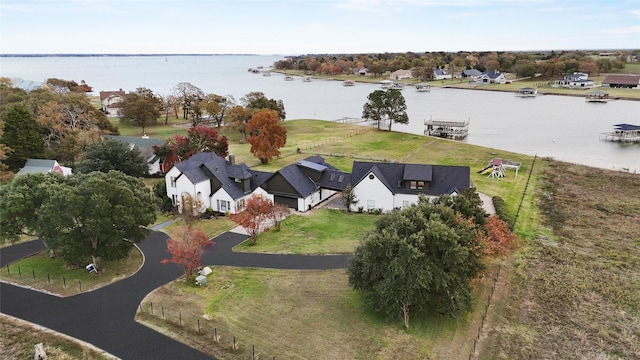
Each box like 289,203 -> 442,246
2,264 -> 90,294
138,300 -> 275,360
468,261 -> 503,359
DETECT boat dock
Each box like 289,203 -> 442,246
424,117 -> 470,140
600,123 -> 640,143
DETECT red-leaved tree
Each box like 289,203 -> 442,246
481,215 -> 518,257
161,225 -> 214,279
153,125 -> 229,165
270,203 -> 290,232
247,110 -> 287,164
229,195 -> 275,244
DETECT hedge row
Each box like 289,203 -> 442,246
492,196 -> 514,230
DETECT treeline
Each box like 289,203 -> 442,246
274,49 -> 635,80
0,78 -> 118,182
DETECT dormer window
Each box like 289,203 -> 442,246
338,175 -> 344,183
330,174 -> 335,181
235,178 -> 241,183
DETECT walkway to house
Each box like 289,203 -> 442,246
0,231 -> 352,359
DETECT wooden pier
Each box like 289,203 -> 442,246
600,123 -> 640,143
424,117 -> 470,140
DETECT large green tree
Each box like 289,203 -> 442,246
120,87 -> 162,134
241,91 -> 286,121
0,104 -> 45,171
0,171 -> 157,270
76,138 -> 149,177
362,89 -> 408,131
348,195 -> 485,327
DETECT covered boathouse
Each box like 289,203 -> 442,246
600,124 -> 640,143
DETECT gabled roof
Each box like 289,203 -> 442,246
173,152 -> 268,200
99,89 -> 125,101
319,169 -> 351,191
15,159 -> 70,177
603,74 -> 640,86
462,69 -> 483,77
103,135 -> 165,161
351,161 -> 470,196
482,70 -> 504,79
276,163 -> 318,197
433,68 -> 447,76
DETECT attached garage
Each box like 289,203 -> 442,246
274,195 -> 298,209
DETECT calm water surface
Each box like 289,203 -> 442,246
2,55 -> 639,172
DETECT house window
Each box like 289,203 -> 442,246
330,174 -> 335,181
403,200 -> 410,209
217,200 -> 230,212
172,194 -> 178,205
170,176 -> 177,187
417,181 -> 425,189
338,175 -> 344,183
410,181 -> 417,189
237,198 -> 246,211
367,200 -> 375,211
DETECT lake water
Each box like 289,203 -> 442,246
1,55 -> 639,172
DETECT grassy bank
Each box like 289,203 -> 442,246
481,160 -> 640,359
0,246 -> 143,297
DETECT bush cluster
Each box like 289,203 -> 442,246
492,196 -> 514,230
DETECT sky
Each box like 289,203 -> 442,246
1,0 -> 639,55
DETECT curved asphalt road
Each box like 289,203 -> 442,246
0,230 -> 353,359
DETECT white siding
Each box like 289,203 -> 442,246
352,172 -> 394,212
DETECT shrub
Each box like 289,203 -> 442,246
492,196 -> 514,230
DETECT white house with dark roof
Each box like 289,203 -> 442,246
553,72 -> 595,88
165,152 -> 272,215
432,68 -> 451,80
349,161 -> 470,212
479,70 -> 507,84
264,156 -> 350,211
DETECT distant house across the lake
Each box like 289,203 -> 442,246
553,73 -> 596,89
390,69 -> 413,80
99,89 -> 125,116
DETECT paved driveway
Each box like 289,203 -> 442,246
0,231 -> 352,359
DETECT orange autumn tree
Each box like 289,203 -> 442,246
161,225 -> 214,279
480,214 -> 518,257
247,109 -> 287,164
229,195 -> 275,244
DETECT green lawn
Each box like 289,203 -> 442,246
234,209 -> 380,254
0,247 -> 142,296
138,267 -> 488,360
